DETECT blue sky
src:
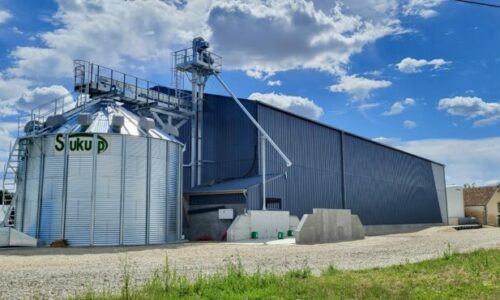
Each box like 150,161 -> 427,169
0,0 -> 499,185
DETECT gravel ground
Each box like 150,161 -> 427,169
1,226 -> 500,299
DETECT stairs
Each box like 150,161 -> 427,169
1,139 -> 28,227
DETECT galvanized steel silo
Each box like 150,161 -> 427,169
15,102 -> 183,246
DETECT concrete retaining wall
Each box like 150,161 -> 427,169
227,210 -> 294,242
0,228 -> 37,247
295,209 -> 364,244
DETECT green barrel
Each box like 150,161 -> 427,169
287,230 -> 294,237
251,231 -> 258,239
277,232 -> 284,239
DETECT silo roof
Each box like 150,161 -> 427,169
45,101 -> 179,142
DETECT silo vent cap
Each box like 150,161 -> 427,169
45,114 -> 66,128
111,115 -> 124,132
78,113 -> 92,127
139,117 -> 155,131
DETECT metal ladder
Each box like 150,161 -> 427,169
1,139 -> 27,227
171,55 -> 192,106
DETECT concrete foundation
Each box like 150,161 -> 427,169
0,227 -> 37,247
363,223 -> 444,236
295,209 -> 365,244
227,210 -> 296,242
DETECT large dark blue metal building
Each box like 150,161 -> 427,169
159,88 -> 447,239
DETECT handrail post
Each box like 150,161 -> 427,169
135,77 -> 138,100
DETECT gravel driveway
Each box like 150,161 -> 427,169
1,226 -> 499,299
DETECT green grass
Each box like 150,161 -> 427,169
77,248 -> 500,300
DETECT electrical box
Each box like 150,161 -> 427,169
218,209 -> 234,220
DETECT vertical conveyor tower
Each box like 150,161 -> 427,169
173,38 -> 292,209
173,37 -> 222,187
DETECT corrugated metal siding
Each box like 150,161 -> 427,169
343,134 -> 442,225
431,163 -> 448,223
22,138 -> 42,237
178,94 -> 258,188
93,135 -> 122,246
39,136 -> 64,243
166,143 -> 181,241
123,136 -> 147,245
65,155 -> 93,246
149,139 -> 167,244
253,104 -> 343,215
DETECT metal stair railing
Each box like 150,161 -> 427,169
73,60 -> 193,113
1,139 -> 27,227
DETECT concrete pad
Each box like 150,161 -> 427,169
227,237 -> 295,246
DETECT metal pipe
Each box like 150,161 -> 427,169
190,82 -> 197,187
196,83 -> 203,186
261,135 -> 266,211
213,73 -> 292,167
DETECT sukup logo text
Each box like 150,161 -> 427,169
55,133 -> 109,154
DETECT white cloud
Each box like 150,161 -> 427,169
403,0 -> 444,18
329,75 -> 391,100
18,85 -> 72,112
207,1 -> 404,76
267,80 -> 282,87
0,10 -> 12,24
403,120 -> 417,129
438,96 -> 500,127
396,57 -> 449,73
375,136 -> 500,186
248,92 -> 324,120
7,0 -> 211,79
2,0 -> 408,81
0,74 -> 71,116
358,102 -> 381,111
383,97 -> 415,116
0,122 -> 18,176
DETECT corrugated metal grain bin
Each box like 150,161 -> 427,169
15,102 -> 183,246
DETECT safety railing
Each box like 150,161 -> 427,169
29,93 -> 78,124
74,60 -> 193,111
172,47 -> 222,74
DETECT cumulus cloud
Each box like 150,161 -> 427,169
403,0 -> 444,18
0,75 -> 32,115
248,92 -> 324,120
329,75 -> 391,100
374,136 -> 500,186
396,57 -> 449,73
205,1 -> 404,76
267,80 -> 282,87
403,120 -> 417,129
438,96 -> 500,127
0,122 -> 19,176
18,85 -> 72,112
7,0 -> 211,79
358,102 -> 381,111
0,76 -> 71,116
1,0 -> 408,81
383,97 -> 415,116
0,10 -> 11,24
